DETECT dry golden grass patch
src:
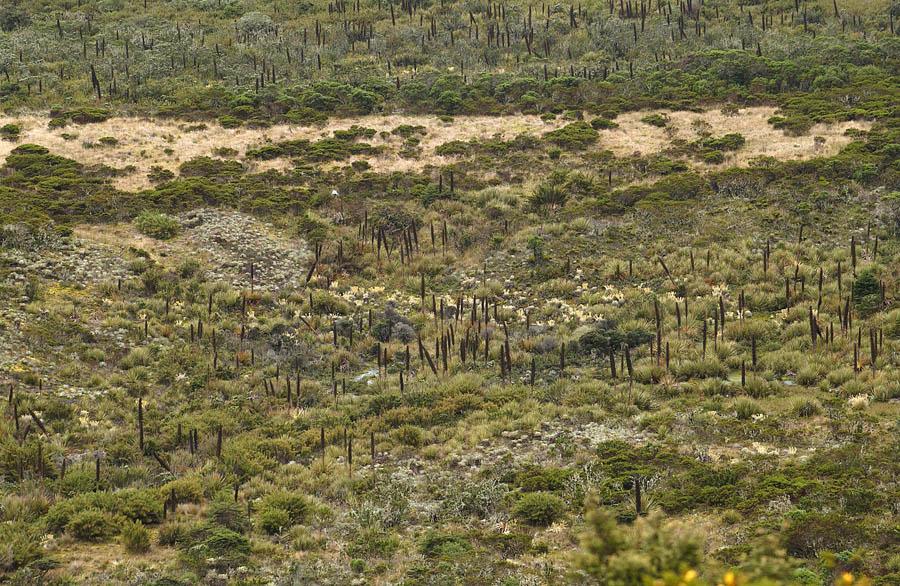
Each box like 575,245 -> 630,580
0,113 -> 561,191
45,538 -> 175,582
600,106 -> 869,163
0,107 -> 870,192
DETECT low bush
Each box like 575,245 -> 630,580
0,123 -> 21,141
121,520 -> 151,553
420,531 -> 473,558
114,488 -> 164,524
0,521 -> 44,573
66,509 -> 119,542
543,121 -> 599,149
641,113 -> 669,127
134,211 -> 181,240
590,117 -> 619,130
513,492 -> 565,526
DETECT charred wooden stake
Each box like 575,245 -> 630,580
347,432 -> 353,477
634,475 -> 642,516
138,397 -> 144,453
702,320 -> 708,358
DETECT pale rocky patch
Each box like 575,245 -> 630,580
75,208 -> 310,291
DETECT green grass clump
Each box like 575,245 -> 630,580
121,520 -> 151,553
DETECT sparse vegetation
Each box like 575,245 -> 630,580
0,0 -> 897,583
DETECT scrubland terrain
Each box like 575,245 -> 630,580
0,0 -> 898,584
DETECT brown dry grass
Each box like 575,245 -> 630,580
45,536 -> 175,582
0,113 -> 561,191
599,106 -> 868,164
0,107 -> 870,192
73,223 -> 175,262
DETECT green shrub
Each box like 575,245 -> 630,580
420,531 -> 473,558
0,521 -> 44,573
334,125 -> 376,140
160,476 -> 204,504
148,166 -> 175,184
55,469 -> 98,496
700,133 -> 746,151
852,269 -> 880,299
434,140 -> 470,156
578,505 -> 703,583
259,491 -> 310,526
391,424 -> 426,447
47,108 -> 111,127
782,512 -> 864,557
259,507 -> 291,535
590,117 -> 619,130
121,520 -> 151,553
615,171 -> 709,205
178,156 -> 244,180
578,321 -> 653,354
852,269 -> 881,315
134,211 -> 181,240
306,138 -> 374,161
219,115 -> 242,128
543,121 -> 599,149
391,124 -> 426,138
206,498 -> 250,534
769,114 -> 814,136
245,143 -> 287,160
182,524 -> 251,570
702,150 -> 725,164
513,492 -> 565,526
66,509 -> 119,541
0,123 -> 21,141
45,492 -> 116,532
640,113 -> 669,127
115,488 -> 164,524
514,466 -> 572,492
